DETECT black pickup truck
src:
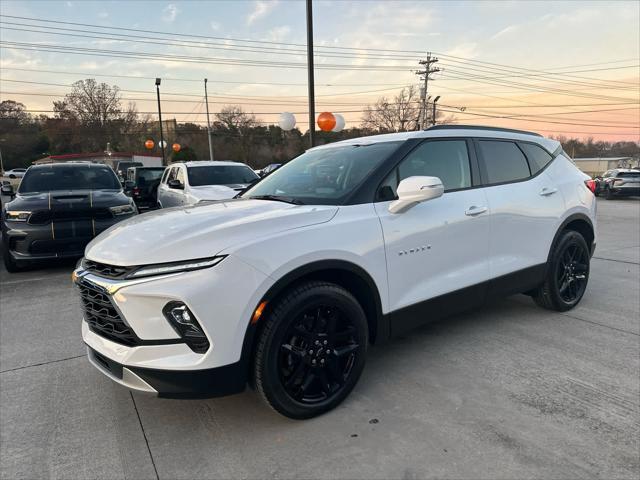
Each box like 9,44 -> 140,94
124,166 -> 166,210
1,162 -> 137,272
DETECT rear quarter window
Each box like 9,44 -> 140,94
519,143 -> 553,175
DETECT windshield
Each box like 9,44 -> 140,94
618,171 -> 640,178
243,142 -> 401,205
18,167 -> 121,193
187,165 -> 259,186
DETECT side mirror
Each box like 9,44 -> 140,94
388,176 -> 444,214
1,184 -> 15,198
168,179 -> 184,190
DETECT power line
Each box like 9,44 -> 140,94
0,41 -> 416,71
0,67 -> 410,87
0,14 -> 426,54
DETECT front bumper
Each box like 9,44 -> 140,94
87,346 -> 246,398
3,215 -> 133,261
77,254 -> 271,396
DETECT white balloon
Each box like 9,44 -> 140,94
332,113 -> 345,132
158,140 -> 167,148
278,112 -> 296,131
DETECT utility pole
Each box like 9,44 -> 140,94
416,53 -> 439,130
204,78 -> 214,160
306,0 -> 316,147
155,78 -> 166,165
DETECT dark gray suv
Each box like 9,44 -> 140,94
1,162 -> 137,272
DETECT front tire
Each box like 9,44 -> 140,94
253,281 -> 368,419
533,230 -> 590,311
3,243 -> 24,273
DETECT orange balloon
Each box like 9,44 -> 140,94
317,112 -> 336,132
144,139 -> 154,150
172,143 -> 181,152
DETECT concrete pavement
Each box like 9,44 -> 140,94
1,198 -> 638,479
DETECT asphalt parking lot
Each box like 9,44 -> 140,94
1,197 -> 638,479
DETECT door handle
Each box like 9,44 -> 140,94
465,205 -> 488,216
539,187 -> 558,196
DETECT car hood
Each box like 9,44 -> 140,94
189,185 -> 243,200
85,198 -> 338,265
6,189 -> 129,211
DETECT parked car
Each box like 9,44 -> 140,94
156,161 -> 259,208
114,161 -> 143,182
597,169 -> 640,199
74,125 -> 596,419
2,162 -> 136,272
259,163 -> 282,177
124,166 -> 166,210
3,168 -> 27,179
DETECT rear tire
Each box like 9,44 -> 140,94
253,281 -> 368,419
604,186 -> 615,200
533,230 -> 590,311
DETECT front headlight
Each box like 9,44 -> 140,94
109,203 -> 137,216
128,256 -> 226,278
5,210 -> 31,222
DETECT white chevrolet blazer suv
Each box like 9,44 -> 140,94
74,126 -> 597,419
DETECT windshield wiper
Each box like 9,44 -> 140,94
248,194 -> 305,205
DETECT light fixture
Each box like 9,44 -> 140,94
128,256 -> 226,279
163,302 -> 210,353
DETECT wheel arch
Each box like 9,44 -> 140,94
549,213 -> 595,262
238,259 -> 386,385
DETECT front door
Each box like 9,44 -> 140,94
374,139 -> 491,334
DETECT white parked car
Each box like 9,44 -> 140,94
3,168 -> 27,179
156,161 -> 259,208
75,126 -> 597,419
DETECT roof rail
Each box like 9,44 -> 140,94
426,125 -> 542,137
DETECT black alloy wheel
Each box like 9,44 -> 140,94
254,281 -> 368,419
533,230 -> 590,311
279,304 -> 359,404
555,241 -> 589,304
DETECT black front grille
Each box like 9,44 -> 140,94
28,208 -> 113,225
83,259 -> 135,279
78,281 -> 139,347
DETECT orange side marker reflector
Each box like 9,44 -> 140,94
251,301 -> 268,324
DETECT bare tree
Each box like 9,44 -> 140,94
215,105 -> 258,132
52,79 -> 138,151
215,105 -> 259,162
361,86 -> 421,133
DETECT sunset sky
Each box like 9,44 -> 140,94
1,0 -> 638,141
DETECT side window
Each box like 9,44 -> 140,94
478,140 -> 530,185
380,140 -> 472,197
176,167 -> 185,185
167,167 -> 178,182
519,143 -> 553,175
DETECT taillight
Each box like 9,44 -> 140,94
584,179 -> 596,194
132,187 -> 140,196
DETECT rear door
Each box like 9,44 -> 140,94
374,138 -> 491,332
476,139 -> 565,285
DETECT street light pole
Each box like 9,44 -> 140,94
204,78 -> 215,160
306,0 -> 316,147
432,96 -> 440,125
155,78 -> 166,165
